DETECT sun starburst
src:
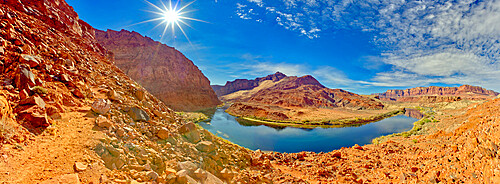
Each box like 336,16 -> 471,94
132,0 -> 206,42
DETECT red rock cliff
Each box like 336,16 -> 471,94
212,72 -> 287,97
221,73 -> 384,110
376,85 -> 499,99
247,75 -> 383,109
95,29 -> 221,111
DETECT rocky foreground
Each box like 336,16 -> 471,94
251,98 -> 500,183
1,0 -> 500,183
0,1 -> 266,183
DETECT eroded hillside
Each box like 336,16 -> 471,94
95,29 -> 221,112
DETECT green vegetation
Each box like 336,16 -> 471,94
372,108 -> 433,144
31,86 -> 47,94
226,109 -> 406,129
176,112 -> 210,123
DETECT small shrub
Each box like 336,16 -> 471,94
32,86 -> 48,94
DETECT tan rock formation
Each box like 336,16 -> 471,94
221,73 -> 384,122
218,72 -> 383,110
376,85 -> 498,99
95,29 -> 221,111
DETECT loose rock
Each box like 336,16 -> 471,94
74,162 -> 87,172
91,99 -> 111,114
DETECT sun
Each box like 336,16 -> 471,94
134,0 -> 206,41
163,9 -> 180,23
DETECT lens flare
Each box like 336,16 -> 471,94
131,0 -> 207,42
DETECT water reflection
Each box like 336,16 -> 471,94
199,108 -> 419,153
404,108 -> 425,119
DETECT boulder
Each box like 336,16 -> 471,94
145,171 -> 159,181
46,106 -> 62,120
91,99 -> 111,114
193,168 -> 207,180
196,141 -> 215,153
175,170 -> 190,183
116,128 -> 125,137
74,162 -> 87,172
177,123 -> 201,143
135,89 -> 145,101
127,106 -> 150,122
205,171 -> 224,184
20,54 -> 40,68
96,115 -> 112,128
18,106 -> 49,128
220,168 -> 235,180
19,89 -> 29,100
59,73 -> 72,82
71,88 -> 84,98
107,90 -> 123,101
15,64 -> 35,91
178,161 -> 198,174
178,122 -> 197,134
19,96 -> 46,109
157,127 -> 170,139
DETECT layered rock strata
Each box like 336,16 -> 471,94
376,85 -> 498,99
95,29 -> 221,111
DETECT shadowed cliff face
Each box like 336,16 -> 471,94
95,29 -> 221,112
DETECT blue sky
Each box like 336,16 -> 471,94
66,0 -> 500,94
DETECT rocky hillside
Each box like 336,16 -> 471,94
95,29 -> 220,112
0,1 -> 282,183
253,97 -> 500,183
376,85 -> 499,99
219,72 -> 383,110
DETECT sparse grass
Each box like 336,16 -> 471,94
177,112 -> 210,123
373,110 -> 433,144
228,109 -> 406,129
31,86 -> 48,94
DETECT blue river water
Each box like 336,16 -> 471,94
199,108 -> 419,153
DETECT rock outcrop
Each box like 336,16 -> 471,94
219,72 -> 383,110
222,72 -> 384,122
212,72 -> 287,97
246,75 -> 383,109
380,96 -> 463,103
95,29 -> 221,111
376,85 -> 499,99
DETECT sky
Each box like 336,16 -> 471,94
66,0 -> 500,94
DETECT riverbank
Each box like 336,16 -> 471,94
226,108 -> 406,128
372,107 -> 432,144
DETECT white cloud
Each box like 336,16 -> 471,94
236,0 -> 500,91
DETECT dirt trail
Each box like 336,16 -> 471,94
0,110 -> 106,183
273,163 -> 319,184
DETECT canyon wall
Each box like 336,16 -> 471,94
219,73 -> 384,110
212,72 -> 287,97
376,85 -> 498,99
95,29 -> 221,111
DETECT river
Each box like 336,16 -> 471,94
199,108 -> 419,153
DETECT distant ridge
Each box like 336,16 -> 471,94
217,72 -> 384,110
212,72 -> 288,97
374,85 -> 499,99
